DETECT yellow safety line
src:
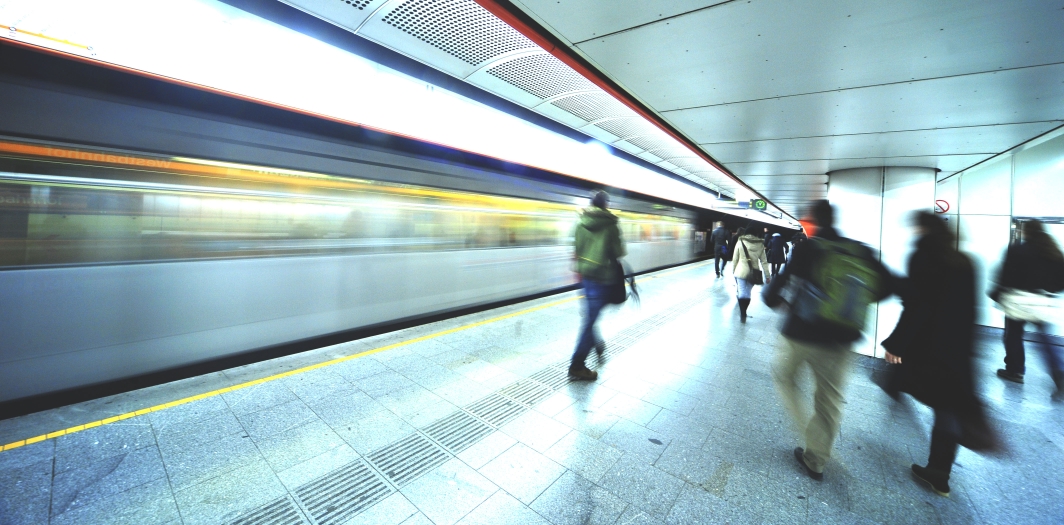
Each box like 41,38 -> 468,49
1,25 -> 92,51
0,259 -> 712,453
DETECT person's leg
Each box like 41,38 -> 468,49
801,342 -> 852,474
714,247 -> 724,276
1002,318 -> 1027,375
571,281 -> 606,373
735,278 -> 752,322
1031,322 -> 1064,398
913,409 -> 959,496
773,337 -> 808,434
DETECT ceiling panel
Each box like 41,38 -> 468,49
664,64 -> 1064,143
512,0 -> 725,43
702,122 -> 1063,163
574,0 -> 1064,111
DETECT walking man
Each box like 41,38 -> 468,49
570,191 -> 626,381
710,221 -> 730,277
763,200 -> 892,479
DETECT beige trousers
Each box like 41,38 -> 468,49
773,336 -> 852,473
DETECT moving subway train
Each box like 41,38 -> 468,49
0,137 -> 696,404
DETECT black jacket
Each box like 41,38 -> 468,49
710,227 -> 729,249
767,235 -> 788,264
993,241 -> 1064,296
882,236 -> 976,411
763,226 -> 893,344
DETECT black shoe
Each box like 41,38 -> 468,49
996,369 -> 1024,384
794,448 -> 823,481
1053,371 -> 1064,402
911,464 -> 950,497
568,366 -> 598,381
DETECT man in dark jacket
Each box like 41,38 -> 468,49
570,191 -> 626,381
763,200 -> 892,480
710,222 -> 730,277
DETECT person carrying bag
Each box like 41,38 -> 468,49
731,224 -> 769,323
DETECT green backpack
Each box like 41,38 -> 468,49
794,238 -> 884,331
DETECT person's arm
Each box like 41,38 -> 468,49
881,251 -> 931,360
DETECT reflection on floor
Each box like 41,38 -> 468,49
1,261 -> 1062,525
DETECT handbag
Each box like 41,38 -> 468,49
606,259 -> 639,305
740,240 -> 764,285
994,288 -> 1059,323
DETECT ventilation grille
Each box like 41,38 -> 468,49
626,135 -> 678,152
465,393 -> 526,427
229,496 -> 306,525
527,366 -> 570,390
383,0 -> 536,65
669,158 -> 711,172
336,0 -> 375,9
367,433 -> 450,486
497,379 -> 553,407
551,92 -> 634,123
650,147 -> 696,161
595,118 -> 658,141
487,54 -> 596,99
422,410 -> 494,454
295,461 -> 391,525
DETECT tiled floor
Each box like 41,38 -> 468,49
1,261 -> 1062,524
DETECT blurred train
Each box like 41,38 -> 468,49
0,138 -> 695,404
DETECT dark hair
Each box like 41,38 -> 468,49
591,190 -> 609,209
1023,220 -> 1064,264
913,211 -> 964,269
806,200 -> 834,228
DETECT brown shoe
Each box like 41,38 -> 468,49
568,366 -> 598,381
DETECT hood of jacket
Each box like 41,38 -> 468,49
580,207 -> 618,232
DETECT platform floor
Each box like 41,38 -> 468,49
1,261 -> 1062,525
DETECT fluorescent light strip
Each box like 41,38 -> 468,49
0,0 -> 797,227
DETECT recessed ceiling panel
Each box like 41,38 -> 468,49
512,0 -> 727,43
574,0 -> 1064,111
665,64 -> 1064,144
702,122 -> 1063,163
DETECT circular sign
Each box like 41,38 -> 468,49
935,200 -> 950,214
752,199 -> 767,211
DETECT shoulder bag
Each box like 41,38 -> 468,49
741,240 -> 764,285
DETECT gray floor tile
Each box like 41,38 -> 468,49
664,483 -> 749,525
401,458 -> 499,525
378,385 -> 447,421
597,455 -> 685,519
334,410 -> 416,455
254,418 -> 347,472
0,457 -> 51,525
457,490 -> 552,525
500,410 -> 572,453
50,477 -> 179,525
613,505 -> 665,525
0,439 -> 54,471
598,392 -> 662,426
276,442 -> 359,491
600,419 -> 670,463
551,407 -> 620,440
357,371 -> 418,398
283,369 -> 358,403
158,430 -> 262,490
174,458 -> 287,525
307,390 -> 388,427
543,430 -> 623,483
640,388 -> 701,418
478,443 -> 566,504
148,395 -> 233,439
51,445 -> 167,516
529,470 -> 628,525
402,363 -> 466,391
54,418 -> 156,474
237,398 -> 318,440
400,512 -> 435,525
332,356 -> 390,382
456,430 -> 517,469
222,381 -> 298,416
533,392 -> 576,418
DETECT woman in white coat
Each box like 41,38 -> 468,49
731,225 -> 770,323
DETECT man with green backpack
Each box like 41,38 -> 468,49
763,200 -> 893,480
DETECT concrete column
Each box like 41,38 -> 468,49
826,167 -> 937,357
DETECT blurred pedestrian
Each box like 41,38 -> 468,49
731,224 -> 769,323
710,221 -> 730,278
763,200 -> 892,480
989,220 -> 1064,400
882,211 -> 999,497
767,232 -> 789,278
570,190 -> 626,381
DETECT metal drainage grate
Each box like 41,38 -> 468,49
367,433 -> 450,486
229,495 -> 306,525
465,393 -> 526,427
497,379 -> 553,407
528,366 -> 570,390
295,460 -> 392,525
422,410 -> 494,454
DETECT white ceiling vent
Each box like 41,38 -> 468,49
486,53 -> 596,99
625,135 -> 677,153
550,92 -> 634,123
669,157 -> 711,172
336,0 -> 375,10
382,0 -> 536,66
594,118 -> 658,141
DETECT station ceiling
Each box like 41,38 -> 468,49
499,0 -> 1064,216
